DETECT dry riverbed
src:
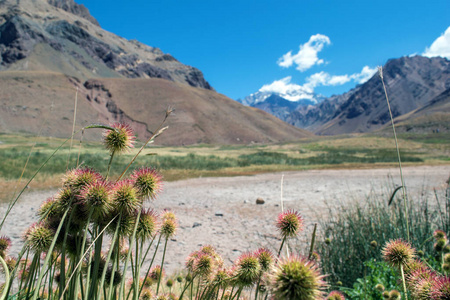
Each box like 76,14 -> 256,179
1,165 -> 448,273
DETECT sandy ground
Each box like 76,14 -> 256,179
1,165 -> 449,273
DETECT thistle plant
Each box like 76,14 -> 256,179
276,210 -> 304,257
0,107 -> 332,300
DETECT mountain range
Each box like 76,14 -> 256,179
241,55 -> 450,135
0,0 -> 312,145
0,0 -> 449,145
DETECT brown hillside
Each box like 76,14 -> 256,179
0,71 -> 312,145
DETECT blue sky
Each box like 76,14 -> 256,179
77,0 -> 450,100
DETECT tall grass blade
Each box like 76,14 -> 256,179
378,66 -> 410,242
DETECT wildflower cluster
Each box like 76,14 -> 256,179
0,119 -> 329,300
379,231 -> 450,300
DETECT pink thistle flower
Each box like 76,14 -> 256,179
254,248 -> 274,272
63,167 -> 103,193
276,210 -> 304,238
0,236 -> 12,253
269,255 -> 327,300
382,239 -> 416,268
149,265 -> 164,282
23,222 -> 54,253
234,252 -> 261,287
326,290 -> 346,300
111,179 -> 141,215
103,123 -> 136,154
160,210 -> 178,238
131,167 -> 163,200
80,180 -> 112,222
433,230 -> 448,241
431,276 -> 450,300
193,253 -> 214,278
406,266 -> 435,293
136,208 -> 159,241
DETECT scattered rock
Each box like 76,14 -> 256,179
274,204 -> 279,207
215,211 -> 223,217
192,222 -> 202,228
243,200 -> 249,204
256,197 -> 265,205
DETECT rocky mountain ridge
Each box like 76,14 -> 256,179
240,55 -> 450,134
0,0 -> 212,89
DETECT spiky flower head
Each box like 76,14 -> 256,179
111,180 -> 141,215
382,239 -> 416,268
139,288 -> 154,300
136,208 -> 158,241
255,248 -> 274,272
407,267 -> 435,294
414,277 -> 434,300
269,255 -> 326,300
326,291 -> 346,300
103,123 -> 135,154
431,276 -> 450,300
234,252 -> 261,287
5,256 -> 17,273
131,167 -> 163,200
105,208 -> 136,236
193,253 -> 214,278
105,267 -> 122,287
0,236 -> 11,257
80,180 -> 112,222
63,167 -> 103,193
434,230 -> 448,241
405,259 -> 428,276
199,245 -> 224,268
24,222 -> 54,253
389,290 -> 401,300
37,197 -> 59,221
149,265 -> 164,282
276,210 -> 304,238
435,239 -> 448,252
444,245 -> 450,254
160,211 -> 178,238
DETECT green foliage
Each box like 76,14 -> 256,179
317,189 -> 448,287
340,260 -> 400,300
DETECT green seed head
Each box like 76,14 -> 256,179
103,123 -> 136,154
270,255 -> 326,300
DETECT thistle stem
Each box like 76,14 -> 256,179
277,236 -> 287,258
400,264 -> 408,300
156,237 -> 169,295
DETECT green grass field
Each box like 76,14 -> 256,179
0,131 -> 448,200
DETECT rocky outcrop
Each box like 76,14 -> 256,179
0,15 -> 48,64
47,0 -> 99,26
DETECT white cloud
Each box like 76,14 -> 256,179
350,66 -> 377,84
423,26 -> 450,59
258,65 -> 377,102
259,76 -> 312,99
277,34 -> 331,72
